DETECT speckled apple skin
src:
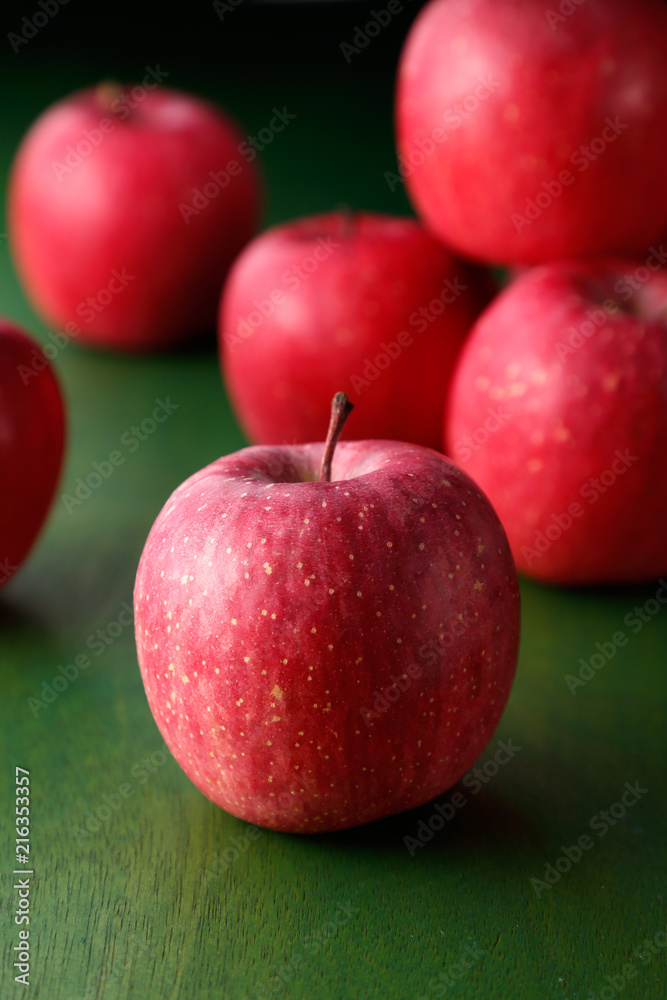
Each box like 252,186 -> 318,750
397,0 -> 667,265
134,440 -> 519,833
446,259 -> 667,584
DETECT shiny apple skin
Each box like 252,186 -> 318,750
220,211 -> 490,450
446,259 -> 667,584
9,85 -> 261,350
134,439 -> 519,833
397,0 -> 667,265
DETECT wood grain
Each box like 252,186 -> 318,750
1,52 -> 666,1000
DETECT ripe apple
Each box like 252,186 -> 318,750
8,80 -> 261,350
396,0 -> 667,265
445,258 -> 667,584
219,211 -> 490,450
0,319 -> 65,588
134,393 -> 520,833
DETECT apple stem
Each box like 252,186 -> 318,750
319,392 -> 354,483
95,80 -> 126,113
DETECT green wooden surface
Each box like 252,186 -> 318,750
1,32 -> 666,1000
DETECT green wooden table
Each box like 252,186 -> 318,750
1,22 -> 666,1000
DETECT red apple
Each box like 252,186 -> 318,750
134,393 -> 520,833
8,79 -> 261,350
0,320 -> 65,588
445,258 -> 667,584
396,0 -> 667,265
219,211 -> 490,450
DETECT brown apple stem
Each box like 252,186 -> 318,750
319,392 -> 354,483
95,80 -> 125,112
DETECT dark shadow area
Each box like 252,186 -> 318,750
280,782 -> 539,860
0,589 -> 49,635
7,0 -> 429,79
520,573 -> 667,602
57,325 -> 219,361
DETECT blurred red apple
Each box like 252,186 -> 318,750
0,320 -> 65,588
8,79 -> 261,350
396,0 -> 667,265
219,211 -> 490,450
134,394 -> 520,832
445,258 -> 667,584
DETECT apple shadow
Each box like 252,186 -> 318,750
167,325 -> 217,356
65,324 -> 218,360
0,589 -> 53,638
0,555 -> 135,649
520,573 -> 666,602
309,780 -> 538,860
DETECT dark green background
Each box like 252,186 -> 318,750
1,4 -> 665,998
